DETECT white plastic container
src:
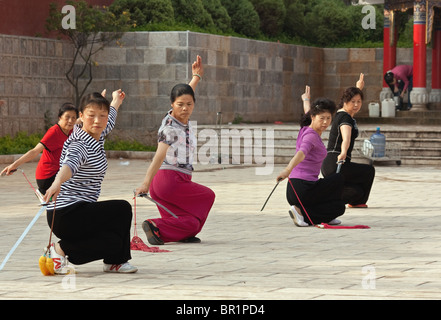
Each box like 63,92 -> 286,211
381,98 -> 395,117
368,102 -> 380,117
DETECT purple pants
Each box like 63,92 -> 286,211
149,169 -> 215,243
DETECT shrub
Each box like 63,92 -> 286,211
250,0 -> 286,37
0,132 -> 43,155
221,0 -> 260,38
171,0 -> 214,30
110,0 -> 175,26
304,0 -> 353,47
202,0 -> 231,33
283,0 -> 307,39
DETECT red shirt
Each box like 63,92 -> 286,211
35,124 -> 71,179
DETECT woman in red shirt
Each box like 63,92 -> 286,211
1,103 -> 78,194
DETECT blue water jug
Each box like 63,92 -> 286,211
370,127 -> 386,157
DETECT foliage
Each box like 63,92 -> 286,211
171,0 -> 214,30
46,0 -> 132,106
250,0 -> 286,37
220,0 -> 260,38
0,131 -> 155,154
202,0 -> 231,33
0,132 -> 43,155
104,138 -> 156,151
110,0 -> 175,26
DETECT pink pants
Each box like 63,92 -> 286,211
149,169 -> 215,243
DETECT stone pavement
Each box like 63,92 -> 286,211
1,159 -> 441,301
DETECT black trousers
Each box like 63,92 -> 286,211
46,200 -> 132,265
36,174 -> 56,194
322,153 -> 375,206
286,174 -> 345,225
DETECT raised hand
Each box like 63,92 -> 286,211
356,73 -> 365,90
302,85 -> 311,114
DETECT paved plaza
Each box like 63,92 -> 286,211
1,158 -> 441,301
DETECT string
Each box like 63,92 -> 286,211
287,178 -> 369,230
21,169 -> 37,193
287,178 -> 318,228
131,194 -> 170,253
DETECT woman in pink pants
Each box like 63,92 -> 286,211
135,56 -> 215,244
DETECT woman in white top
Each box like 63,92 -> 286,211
43,89 -> 137,274
135,56 -> 215,245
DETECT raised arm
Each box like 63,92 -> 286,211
110,89 -> 126,111
301,85 -> 311,114
356,73 -> 365,90
189,55 -> 203,92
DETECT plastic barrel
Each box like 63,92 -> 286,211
370,127 -> 385,157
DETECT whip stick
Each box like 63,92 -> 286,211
136,192 -> 179,219
260,180 -> 281,211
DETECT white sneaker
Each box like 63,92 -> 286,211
48,243 -> 71,275
103,262 -> 138,273
328,218 -> 341,225
288,206 -> 309,227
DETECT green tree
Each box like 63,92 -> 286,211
110,0 -> 175,27
202,0 -> 231,33
346,3 -> 384,45
46,0 -> 131,106
171,0 -> 214,30
304,0 -> 353,47
221,0 -> 260,37
250,0 -> 286,37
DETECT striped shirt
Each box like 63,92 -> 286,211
46,106 -> 117,210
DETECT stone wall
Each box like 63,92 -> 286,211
1,31 -> 429,146
85,31 -> 325,144
0,34 -> 73,137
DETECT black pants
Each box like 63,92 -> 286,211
36,174 -> 56,194
322,153 -> 375,206
286,174 -> 345,225
46,200 -> 132,265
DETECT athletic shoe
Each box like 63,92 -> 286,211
348,204 -> 368,208
48,243 -> 71,275
103,262 -> 138,273
142,219 -> 164,245
288,206 -> 309,227
328,218 -> 341,225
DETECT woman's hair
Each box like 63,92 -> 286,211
58,102 -> 78,118
384,71 -> 394,85
300,98 -> 336,127
79,92 -> 110,113
170,83 -> 195,103
338,87 -> 364,109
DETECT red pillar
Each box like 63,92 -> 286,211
411,0 -> 428,110
413,3 -> 426,89
432,25 -> 441,90
430,16 -> 441,108
383,9 -> 397,89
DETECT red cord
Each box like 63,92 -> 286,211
286,178 -> 369,229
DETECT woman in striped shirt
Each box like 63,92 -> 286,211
135,55 -> 215,245
43,89 -> 137,274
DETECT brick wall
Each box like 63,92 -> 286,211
85,32 -> 325,144
0,34 -> 73,137
1,31 -> 426,146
